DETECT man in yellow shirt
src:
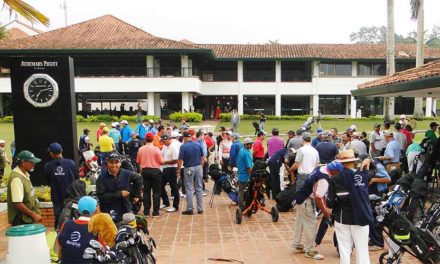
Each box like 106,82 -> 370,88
99,127 -> 115,170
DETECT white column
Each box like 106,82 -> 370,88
238,93 -> 244,115
0,94 -> 4,116
312,95 -> 319,116
433,99 -> 437,116
146,55 -> 154,77
352,61 -> 358,76
154,93 -> 161,118
188,92 -> 194,111
182,92 -> 189,112
237,61 -> 243,83
147,92 -> 155,116
275,61 -> 281,83
237,61 -> 244,115
312,61 -> 319,77
350,95 -> 357,118
426,97 -> 433,117
275,93 -> 281,116
153,59 -> 160,77
181,55 -> 189,77
188,59 -> 193,77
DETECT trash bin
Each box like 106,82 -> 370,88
6,224 -> 50,264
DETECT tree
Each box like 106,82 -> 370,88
411,0 -> 425,118
266,39 -> 280,45
350,26 -> 384,43
3,0 -> 49,26
384,0 -> 395,122
0,25 -> 8,40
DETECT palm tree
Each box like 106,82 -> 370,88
411,0 -> 425,118
3,0 -> 49,26
384,0 -> 395,121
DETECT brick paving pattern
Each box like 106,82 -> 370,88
0,182 -> 418,263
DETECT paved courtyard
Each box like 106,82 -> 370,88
0,183 -> 417,263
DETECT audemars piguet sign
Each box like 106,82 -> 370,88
9,57 -> 78,185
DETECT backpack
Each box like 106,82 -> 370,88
275,183 -> 297,212
294,167 -> 328,205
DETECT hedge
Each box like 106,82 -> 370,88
169,112 -> 203,122
75,115 -> 158,123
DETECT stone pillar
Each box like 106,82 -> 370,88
182,92 -> 189,112
238,93 -> 244,115
432,99 -> 437,116
81,98 -> 88,113
275,61 -> 281,83
312,61 -> 319,77
146,55 -> 154,77
275,93 -> 281,116
426,97 -> 433,117
312,95 -> 319,116
237,61 -> 243,82
350,96 -> 357,118
181,55 -> 189,77
147,92 -> 155,116
154,93 -> 161,118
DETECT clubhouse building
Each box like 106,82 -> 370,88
0,15 -> 439,118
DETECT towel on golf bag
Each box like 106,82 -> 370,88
275,183 -> 296,212
88,213 -> 118,247
217,175 -> 238,203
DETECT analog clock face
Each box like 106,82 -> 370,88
23,74 -> 59,107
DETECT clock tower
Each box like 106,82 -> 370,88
9,57 -> 78,186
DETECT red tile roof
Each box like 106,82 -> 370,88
0,15 -> 202,50
6,28 -> 29,40
199,43 -> 440,60
358,59 -> 440,89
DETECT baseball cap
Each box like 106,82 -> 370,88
374,123 -> 381,128
171,131 -> 181,138
48,142 -> 62,154
322,131 -> 331,139
316,128 -> 323,134
350,125 -> 357,131
226,131 -> 233,135
160,134 -> 170,141
296,129 -> 303,135
243,137 -> 253,144
302,132 -> 312,142
121,120 -> 128,125
83,128 -> 91,133
111,122 -> 117,128
231,133 -> 240,140
189,129 -> 195,136
400,114 -> 407,120
16,150 -> 41,163
78,196 -> 97,216
149,119 -> 154,123
327,161 -> 344,172
383,130 -> 393,137
108,152 -> 121,161
145,132 -> 155,140
430,122 -> 439,128
257,131 -> 266,137
103,127 -> 110,133
182,131 -> 191,138
0,139 -> 6,144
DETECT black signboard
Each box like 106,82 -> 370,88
9,57 -> 78,185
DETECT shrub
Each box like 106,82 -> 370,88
76,115 -> 86,122
169,112 -> 203,122
1,116 -> 13,122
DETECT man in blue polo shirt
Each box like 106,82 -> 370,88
378,130 -> 401,172
44,143 -> 78,229
120,120 -> 133,154
237,137 -> 254,209
177,131 -> 205,215
229,133 -> 243,170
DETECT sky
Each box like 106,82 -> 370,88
1,0 -> 440,44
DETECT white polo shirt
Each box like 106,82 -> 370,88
162,139 -> 181,169
295,144 -> 319,174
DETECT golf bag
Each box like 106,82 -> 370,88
209,163 -> 238,203
275,183 -> 296,212
79,150 -> 100,184
57,180 -> 87,230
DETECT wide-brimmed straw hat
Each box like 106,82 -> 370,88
335,149 -> 359,163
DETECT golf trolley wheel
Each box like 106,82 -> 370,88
236,208 -> 243,224
271,206 -> 279,222
379,252 -> 390,264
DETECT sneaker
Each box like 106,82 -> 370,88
369,245 -> 383,252
166,207 -> 177,213
304,251 -> 324,260
198,210 -> 203,214
290,245 -> 305,254
182,210 -> 194,215
160,204 -> 168,209
202,193 -> 207,197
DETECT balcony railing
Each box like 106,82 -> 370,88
73,67 -> 197,78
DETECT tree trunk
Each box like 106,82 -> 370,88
385,0 -> 395,122
413,0 -> 424,119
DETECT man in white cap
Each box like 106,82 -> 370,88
0,139 -> 10,180
109,122 -> 121,153
399,114 -> 408,126
378,130 -> 401,172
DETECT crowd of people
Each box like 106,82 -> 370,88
2,112 -> 440,263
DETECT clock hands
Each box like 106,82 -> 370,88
35,88 -> 54,99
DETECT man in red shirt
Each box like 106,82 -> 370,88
253,131 -> 266,162
402,124 -> 414,149
137,132 -> 164,217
